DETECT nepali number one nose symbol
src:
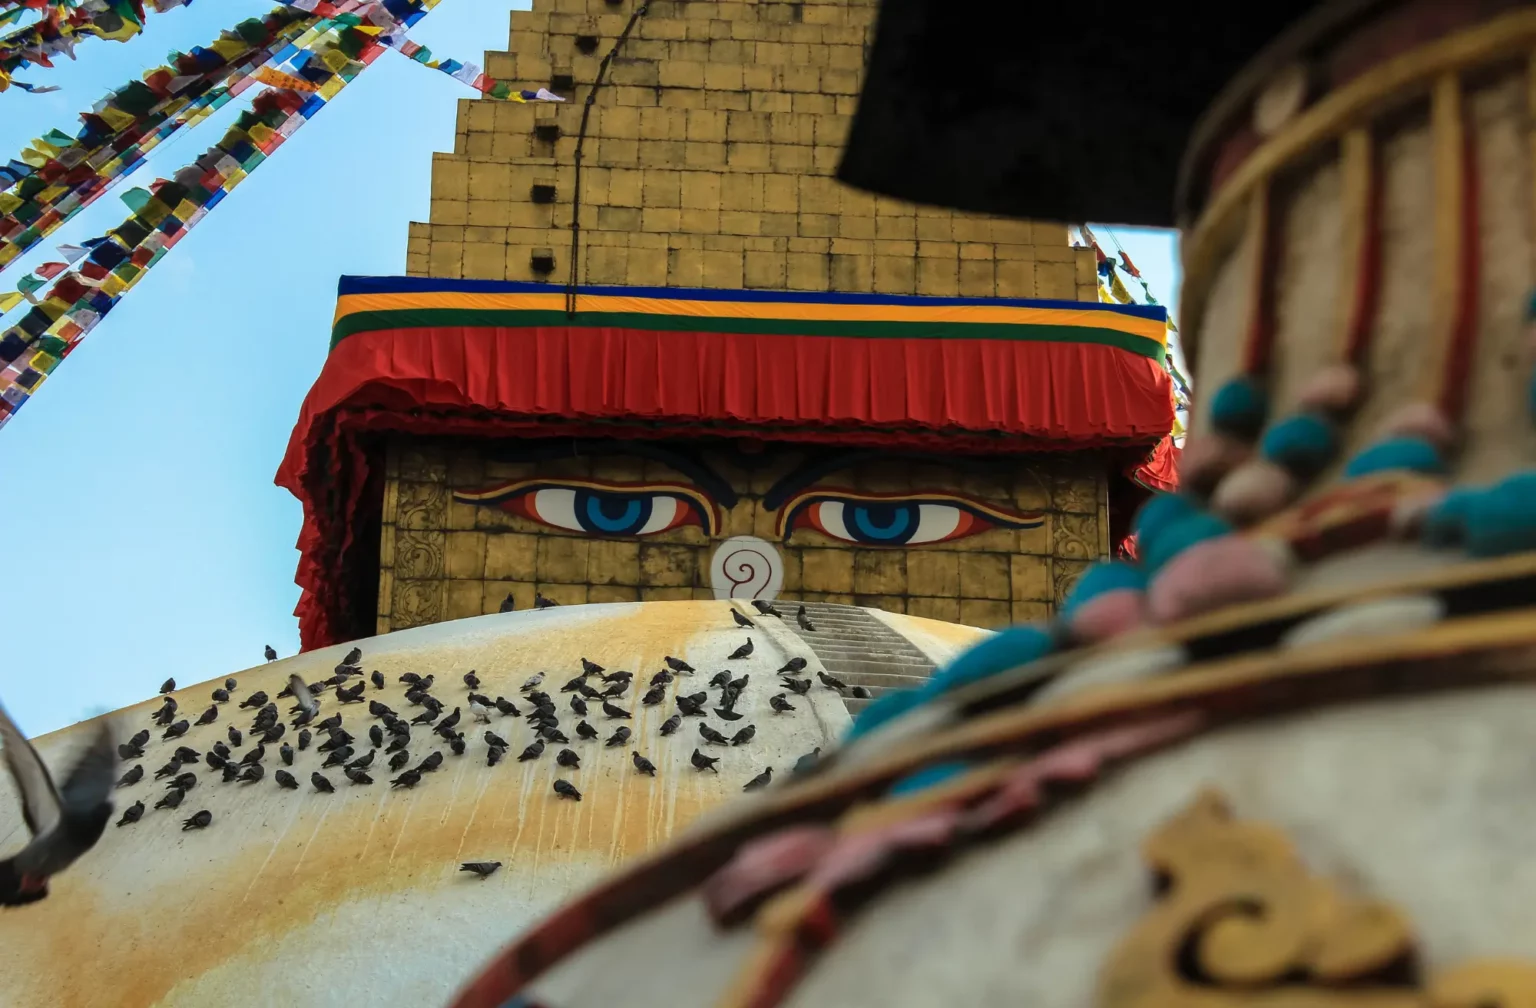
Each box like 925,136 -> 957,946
708,536 -> 784,601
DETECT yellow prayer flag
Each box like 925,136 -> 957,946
210,37 -> 248,60
354,25 -> 382,34
319,77 -> 345,100
18,149 -> 49,169
97,105 -> 138,131
248,123 -> 275,146
320,47 -> 350,73
1108,269 -> 1135,304
0,192 -> 21,215
251,66 -> 321,93
101,275 -> 128,297
0,291 -> 24,314
38,184 -> 68,203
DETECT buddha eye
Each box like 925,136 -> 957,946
777,490 -> 1044,546
454,480 -> 719,537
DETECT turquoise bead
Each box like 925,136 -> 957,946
1140,511 -> 1232,574
844,687 -> 926,742
1209,375 -> 1268,439
1132,492 -> 1197,545
1343,436 -> 1446,478
1464,472 -> 1536,557
1421,487 -> 1478,547
887,761 -> 972,797
1061,561 -> 1147,617
1528,369 -> 1536,426
924,624 -> 1055,696
1260,413 -> 1338,475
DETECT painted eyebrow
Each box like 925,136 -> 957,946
485,438 -> 739,507
761,451 -> 1016,511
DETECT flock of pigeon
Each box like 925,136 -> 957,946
89,599 -> 854,886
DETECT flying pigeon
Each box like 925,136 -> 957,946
552,779 -> 582,801
288,676 -> 318,724
631,751 -> 656,777
713,707 -> 745,722
742,767 -> 773,791
727,639 -> 754,660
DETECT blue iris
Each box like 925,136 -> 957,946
847,502 -> 917,544
576,490 -> 653,535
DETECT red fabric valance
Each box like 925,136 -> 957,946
278,323 -> 1175,650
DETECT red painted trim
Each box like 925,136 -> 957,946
1438,117 -> 1482,424
1345,137 -> 1384,367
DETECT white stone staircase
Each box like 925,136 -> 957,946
782,602 -> 937,715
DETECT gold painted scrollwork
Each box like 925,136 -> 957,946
1100,790 -> 1536,1007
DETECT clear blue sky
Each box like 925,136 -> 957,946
0,2 -> 1180,737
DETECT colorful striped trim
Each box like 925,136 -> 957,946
330,278 -> 1170,358
773,488 -> 1046,540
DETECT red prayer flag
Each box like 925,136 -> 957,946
33,261 -> 67,279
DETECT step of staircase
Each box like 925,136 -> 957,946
781,602 -> 938,715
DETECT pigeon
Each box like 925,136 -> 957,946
732,609 -> 755,629
155,788 -> 184,810
194,705 -> 218,726
699,724 -> 730,745
709,670 -> 731,689
116,743 -> 143,761
369,700 -> 395,718
335,683 -> 365,704
224,678 -> 238,691
752,599 -> 784,618
555,748 -> 580,769
341,647 -> 362,666
676,694 -> 706,717
730,725 -> 757,746
385,734 -> 411,754
605,726 -> 631,748
641,685 -> 667,706
780,676 -> 811,695
239,691 -> 268,710
116,801 -> 144,827
410,709 -> 439,726
494,697 -> 521,717
727,673 -> 750,694
777,657 -> 808,674
388,750 -> 410,772
238,764 -> 264,784
517,740 -> 545,762
346,750 -> 375,771
690,749 -> 720,773
211,689 -> 230,703
128,729 -> 150,748
714,706 -> 746,721
649,669 -> 674,688
317,714 -> 343,732
288,676 -> 319,724
212,742 -> 230,760
415,751 -> 443,773
520,673 -> 545,693
159,678 -> 176,695
169,772 -> 197,792
577,683 -> 603,700
399,673 -> 421,685
239,744 -> 266,766
460,861 -> 501,878
743,767 -> 773,791
265,645 -> 278,662
435,709 -> 462,736
727,639 -> 754,660
664,656 -> 695,674
580,658 -> 604,677
484,731 -> 509,750
553,779 -> 581,801
818,671 -> 849,690
297,729 -> 312,751
560,676 -> 588,694
499,593 -> 517,613
575,720 -> 598,740
631,751 -> 656,776
793,747 -> 822,775
257,725 -> 286,745
534,592 -> 558,609
205,752 -> 228,772
371,671 -> 385,690
449,735 -> 466,756
601,669 -> 632,684
601,701 -> 632,720
153,761 -> 182,780
320,747 -> 354,769
181,810 -> 212,830
275,769 -> 298,790
569,696 -> 588,716
850,686 -> 872,698
796,606 -> 816,632
161,720 -> 189,741
344,767 -> 373,786
151,700 -> 177,727
115,765 -> 143,789
487,746 -> 506,767
659,714 -> 681,736
227,727 -> 243,747
769,693 -> 796,714
221,764 -> 239,783
540,728 -> 570,745
463,672 -> 480,690
390,769 -> 422,789
311,772 -> 334,793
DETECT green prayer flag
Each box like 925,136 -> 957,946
16,275 -> 45,295
120,187 -> 153,213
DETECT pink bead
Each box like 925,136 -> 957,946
1377,402 -> 1456,449
1146,533 -> 1290,624
1067,588 -> 1147,644
1210,458 -> 1297,525
1295,363 -> 1361,413
1179,432 -> 1250,497
1389,486 -> 1448,537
